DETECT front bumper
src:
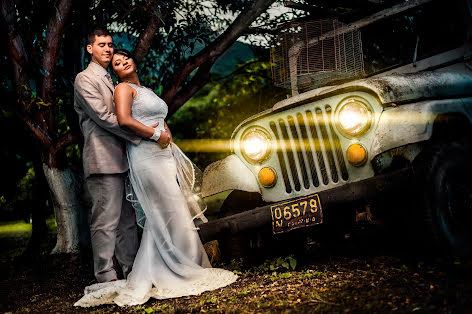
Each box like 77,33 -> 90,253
198,167 -> 413,243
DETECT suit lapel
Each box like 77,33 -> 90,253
86,63 -> 114,93
101,75 -> 115,93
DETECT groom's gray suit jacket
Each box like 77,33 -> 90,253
74,61 -> 140,282
74,62 -> 140,177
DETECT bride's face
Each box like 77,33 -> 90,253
112,54 -> 136,79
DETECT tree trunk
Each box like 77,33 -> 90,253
43,164 -> 88,254
24,159 -> 50,256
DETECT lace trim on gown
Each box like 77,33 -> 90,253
74,269 -> 238,307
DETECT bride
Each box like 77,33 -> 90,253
74,49 -> 237,307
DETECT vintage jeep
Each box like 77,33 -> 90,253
199,0 -> 472,256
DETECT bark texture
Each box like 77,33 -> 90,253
43,165 -> 82,254
1,0 -> 278,255
1,0 -> 29,86
2,0 -> 83,255
134,8 -> 167,63
41,0 -> 73,103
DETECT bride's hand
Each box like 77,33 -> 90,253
158,130 -> 171,148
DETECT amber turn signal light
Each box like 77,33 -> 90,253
346,143 -> 367,166
258,167 -> 277,187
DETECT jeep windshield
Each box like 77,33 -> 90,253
278,0 -> 470,94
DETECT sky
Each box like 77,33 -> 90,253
188,1 -> 300,46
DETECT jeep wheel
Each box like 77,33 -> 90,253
420,138 -> 472,256
218,190 -> 267,258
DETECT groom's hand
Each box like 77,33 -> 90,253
147,122 -> 169,147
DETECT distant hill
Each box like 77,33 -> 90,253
210,41 -> 254,76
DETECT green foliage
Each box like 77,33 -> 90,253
251,255 -> 298,276
279,272 -> 292,279
112,0 -> 263,90
224,257 -> 246,273
399,264 -> 409,272
268,255 -> 297,272
168,58 -> 287,167
64,144 -> 82,169
17,167 -> 35,205
133,303 -> 174,313
298,269 -> 327,280
0,165 -> 35,221
1,0 -> 288,220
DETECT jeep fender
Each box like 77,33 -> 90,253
202,154 -> 260,197
370,98 -> 472,158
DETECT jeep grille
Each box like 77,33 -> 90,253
269,105 -> 349,193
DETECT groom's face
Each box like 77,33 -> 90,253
87,35 -> 114,68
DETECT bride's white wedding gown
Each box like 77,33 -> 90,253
74,83 -> 237,307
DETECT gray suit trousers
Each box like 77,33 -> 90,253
87,173 -> 139,282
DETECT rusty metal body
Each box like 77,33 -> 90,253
199,168 -> 411,243
202,71 -> 472,200
200,0 -> 472,244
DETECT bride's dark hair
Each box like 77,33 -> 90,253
112,48 -> 137,81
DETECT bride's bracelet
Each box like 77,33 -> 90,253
150,128 -> 161,142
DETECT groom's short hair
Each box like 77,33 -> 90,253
88,27 -> 111,45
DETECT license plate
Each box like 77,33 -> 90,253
270,194 -> 323,234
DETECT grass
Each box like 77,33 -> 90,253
1,213 -> 472,313
0,220 -> 32,236
0,217 -> 57,264
0,193 -> 223,240
0,217 -> 56,237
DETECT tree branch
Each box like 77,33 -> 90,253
38,0 -> 73,135
16,112 -> 52,150
1,0 -> 29,86
246,11 -> 317,35
161,0 -> 276,109
283,1 -> 333,14
167,59 -> 215,117
246,26 -> 281,35
41,0 -> 73,102
283,1 -> 316,12
134,7 -> 168,63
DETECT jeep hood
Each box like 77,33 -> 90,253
273,71 -> 472,110
233,71 -> 472,136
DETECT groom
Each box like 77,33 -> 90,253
74,28 -> 150,282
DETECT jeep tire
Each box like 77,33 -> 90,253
420,138 -> 472,256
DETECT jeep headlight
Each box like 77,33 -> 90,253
336,98 -> 373,137
240,127 -> 272,163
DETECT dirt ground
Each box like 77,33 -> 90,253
1,227 -> 472,313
